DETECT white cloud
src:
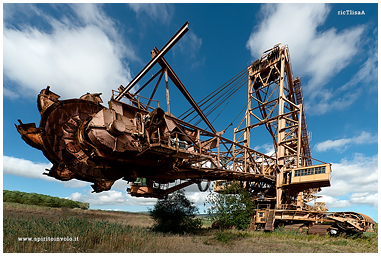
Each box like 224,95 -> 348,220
338,51 -> 378,93
315,131 -> 377,152
3,154 -> 210,205
175,31 -> 204,69
3,3 -> 39,21
104,208 -> 124,212
3,3 -> 133,102
246,3 -> 366,115
247,4 -> 329,62
186,191 -> 209,206
69,3 -> 137,62
3,156 -> 51,179
3,155 -> 88,188
112,179 -> 129,191
315,138 -> 351,152
315,195 -> 351,208
352,131 -> 378,144
177,32 -> 202,57
254,143 -> 275,156
317,153 -> 378,208
128,3 -> 174,25
349,192 -> 378,208
69,190 -> 157,206
68,187 -> 211,209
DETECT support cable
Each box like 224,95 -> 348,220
189,71 -> 248,123
179,66 -> 249,120
222,98 -> 251,132
193,74 -> 248,126
210,77 -> 248,125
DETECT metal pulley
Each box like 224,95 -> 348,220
197,180 -> 211,192
108,119 -> 126,136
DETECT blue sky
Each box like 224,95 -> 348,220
2,3 -> 378,222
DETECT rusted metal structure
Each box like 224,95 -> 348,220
16,22 -> 374,234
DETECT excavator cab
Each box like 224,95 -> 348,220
283,163 -> 331,189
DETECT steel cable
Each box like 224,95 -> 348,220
187,70 -> 248,124
193,73 -> 248,126
179,66 -> 249,120
184,74 -> 246,122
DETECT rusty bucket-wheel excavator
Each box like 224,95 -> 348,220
16,22 -> 374,235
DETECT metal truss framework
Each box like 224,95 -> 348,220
234,44 -> 322,208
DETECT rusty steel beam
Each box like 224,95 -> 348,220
115,22 -> 189,100
146,69 -> 164,109
133,69 -> 163,96
153,47 -> 216,133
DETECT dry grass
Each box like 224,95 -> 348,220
3,202 -> 378,253
3,202 -> 154,227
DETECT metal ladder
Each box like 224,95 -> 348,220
264,210 -> 276,231
294,78 -> 312,166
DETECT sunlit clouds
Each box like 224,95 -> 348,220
246,3 -> 370,115
3,3 -> 132,102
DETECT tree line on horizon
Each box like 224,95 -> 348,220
3,190 -> 89,210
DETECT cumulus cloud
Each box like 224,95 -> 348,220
315,131 -> 377,152
315,138 -> 351,152
3,155 -> 208,206
68,187 -> 210,209
349,192 -> 378,208
69,3 -> 138,62
128,3 -> 174,25
246,3 -> 367,115
3,3 -> 133,102
69,190 -> 158,206
3,154 -> 210,205
317,153 -> 378,208
3,155 -> 131,191
3,156 -> 88,188
186,191 -> 210,206
315,195 -> 351,208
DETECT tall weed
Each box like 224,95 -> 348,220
3,215 -> 154,253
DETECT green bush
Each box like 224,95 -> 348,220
214,230 -> 251,243
4,190 -> 23,204
205,181 -> 255,230
78,202 -> 90,210
149,190 -> 202,234
3,190 -> 89,209
214,230 -> 233,243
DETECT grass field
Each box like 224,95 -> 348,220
3,202 -> 378,253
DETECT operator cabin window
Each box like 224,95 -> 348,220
294,166 -> 327,177
258,212 -> 264,218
